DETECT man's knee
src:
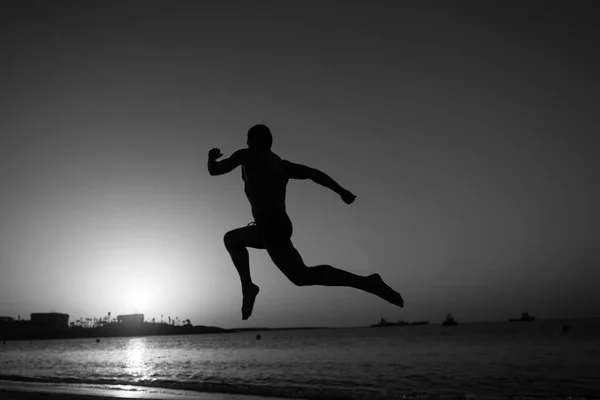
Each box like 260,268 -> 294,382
223,230 -> 238,250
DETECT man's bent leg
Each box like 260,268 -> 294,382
265,240 -> 404,308
223,225 -> 265,319
306,265 -> 404,307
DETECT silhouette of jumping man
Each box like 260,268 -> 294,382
208,125 -> 404,320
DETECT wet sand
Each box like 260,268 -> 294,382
0,381 -> 295,400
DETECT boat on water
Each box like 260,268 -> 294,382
509,312 -> 536,322
370,317 -> 409,328
442,313 -> 458,326
370,317 -> 430,328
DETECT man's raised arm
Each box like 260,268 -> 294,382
208,148 -> 246,176
284,161 -> 357,205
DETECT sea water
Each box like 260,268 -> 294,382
1,319 -> 599,399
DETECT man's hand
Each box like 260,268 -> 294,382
340,189 -> 356,205
208,148 -> 223,161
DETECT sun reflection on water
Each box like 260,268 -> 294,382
124,338 -> 153,380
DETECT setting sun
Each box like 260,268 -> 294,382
124,287 -> 153,313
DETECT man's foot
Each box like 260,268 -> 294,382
241,283 -> 260,320
367,274 -> 404,308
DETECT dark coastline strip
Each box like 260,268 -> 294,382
0,325 -> 229,341
0,325 -> 330,341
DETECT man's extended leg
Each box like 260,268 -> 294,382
223,225 -> 265,319
264,239 -> 404,308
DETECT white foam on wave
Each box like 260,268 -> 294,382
0,380 -> 298,400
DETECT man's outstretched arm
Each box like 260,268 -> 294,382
208,148 -> 246,176
284,161 -> 356,204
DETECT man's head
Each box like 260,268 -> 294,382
247,124 -> 273,150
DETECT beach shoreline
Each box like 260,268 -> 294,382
0,381 -> 296,400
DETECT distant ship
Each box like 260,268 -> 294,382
409,321 -> 430,326
370,317 -> 409,328
509,312 -> 536,322
370,317 -> 429,328
442,313 -> 458,326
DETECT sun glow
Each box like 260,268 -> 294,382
110,256 -> 169,316
78,225 -> 212,320
124,287 -> 154,313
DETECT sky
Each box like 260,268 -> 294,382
1,1 -> 599,329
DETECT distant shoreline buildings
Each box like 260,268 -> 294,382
116,313 -> 144,326
31,312 -> 69,329
0,311 -> 225,341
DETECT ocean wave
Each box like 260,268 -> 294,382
0,375 -> 406,400
2,321 -> 599,399
2,374 -> 599,400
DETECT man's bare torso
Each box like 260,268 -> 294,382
240,148 -> 290,221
